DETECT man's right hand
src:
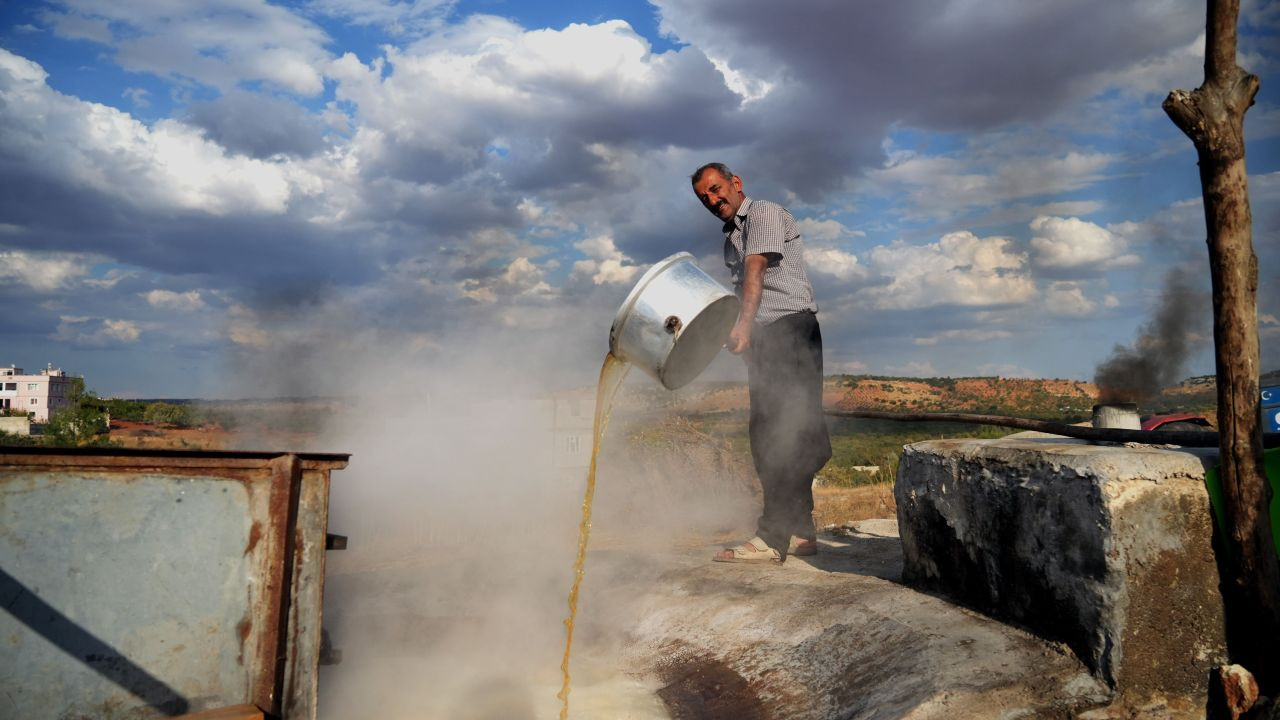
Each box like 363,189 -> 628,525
726,321 -> 751,354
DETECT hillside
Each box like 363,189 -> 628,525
667,374 -> 1221,422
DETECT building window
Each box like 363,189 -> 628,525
30,398 -> 38,405
27,383 -> 38,390
3,383 -> 14,391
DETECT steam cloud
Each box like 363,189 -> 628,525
219,303 -> 760,718
1094,268 -> 1205,404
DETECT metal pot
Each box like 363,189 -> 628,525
1092,403 -> 1141,430
610,252 -> 741,390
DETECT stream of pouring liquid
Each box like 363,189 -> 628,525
557,352 -> 630,720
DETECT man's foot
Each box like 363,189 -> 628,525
712,536 -> 782,564
789,535 -> 818,557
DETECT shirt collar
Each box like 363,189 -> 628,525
722,196 -> 753,234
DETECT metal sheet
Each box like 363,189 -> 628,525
0,448 -> 348,720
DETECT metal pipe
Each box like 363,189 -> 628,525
823,409 -> 1280,448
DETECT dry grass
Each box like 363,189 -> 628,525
813,483 -> 897,528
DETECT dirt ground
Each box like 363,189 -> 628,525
108,419 -> 319,452
108,419 -> 231,449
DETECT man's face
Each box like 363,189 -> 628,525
693,171 -> 745,222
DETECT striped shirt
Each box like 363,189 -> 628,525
722,197 -> 818,325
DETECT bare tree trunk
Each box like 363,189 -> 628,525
1163,0 -> 1279,692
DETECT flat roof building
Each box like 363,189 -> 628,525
1,365 -> 77,422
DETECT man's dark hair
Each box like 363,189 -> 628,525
691,162 -> 734,186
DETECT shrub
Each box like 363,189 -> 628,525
144,402 -> 194,427
43,407 -> 111,447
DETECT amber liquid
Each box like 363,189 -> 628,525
557,352 -> 630,720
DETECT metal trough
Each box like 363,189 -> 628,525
0,446 -> 349,720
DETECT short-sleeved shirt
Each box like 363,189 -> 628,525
722,197 -> 819,325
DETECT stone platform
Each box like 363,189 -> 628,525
895,436 -> 1227,699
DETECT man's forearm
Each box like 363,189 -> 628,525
738,254 -> 767,327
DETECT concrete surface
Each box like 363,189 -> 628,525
320,514 -> 1218,719
895,437 -> 1227,702
589,522 -> 1170,720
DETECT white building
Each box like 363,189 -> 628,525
551,387 -> 595,476
0,365 -> 77,422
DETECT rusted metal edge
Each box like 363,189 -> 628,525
0,446 -> 349,463
824,409 -> 1280,448
252,454 -> 303,717
282,470 -> 331,718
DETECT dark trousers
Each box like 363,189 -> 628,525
746,311 -> 832,557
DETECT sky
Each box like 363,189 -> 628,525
0,0 -> 1277,398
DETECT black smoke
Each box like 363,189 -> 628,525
1094,268 -> 1207,404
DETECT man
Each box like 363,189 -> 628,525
691,162 -> 832,564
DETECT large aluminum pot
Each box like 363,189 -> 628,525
1092,402 -> 1141,430
610,252 -> 741,390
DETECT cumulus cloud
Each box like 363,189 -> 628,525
1043,281 -> 1106,317
327,18 -> 738,191
145,289 -> 206,312
517,198 -> 578,234
793,218 -> 866,281
2,1 -> 1272,393
56,316 -> 141,346
460,256 -> 556,304
83,269 -> 135,290
858,231 -> 1036,310
185,90 -> 328,159
806,247 -> 865,282
654,0 -> 1202,197
914,329 -> 1013,346
0,250 -> 89,291
1029,215 -> 1141,272
975,363 -> 1037,378
570,235 -> 641,286
227,304 -> 270,348
1261,313 -> 1280,340
122,86 -> 149,108
0,50 -> 299,216
826,357 -> 869,374
873,150 -> 1118,221
310,0 -> 453,36
797,218 -> 862,243
40,0 -> 332,95
886,360 -> 938,377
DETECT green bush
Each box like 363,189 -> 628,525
98,397 -> 148,422
43,407 -> 112,447
143,402 -> 194,427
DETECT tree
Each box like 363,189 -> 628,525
43,378 -> 111,447
1163,0 -> 1278,692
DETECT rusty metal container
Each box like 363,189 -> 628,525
0,446 -> 349,719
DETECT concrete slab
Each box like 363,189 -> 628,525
567,524 -> 1124,720
895,438 -> 1227,704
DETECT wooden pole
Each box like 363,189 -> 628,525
1162,0 -> 1279,692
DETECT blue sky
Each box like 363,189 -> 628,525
0,0 -> 1277,398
